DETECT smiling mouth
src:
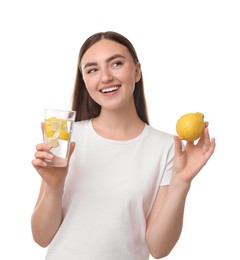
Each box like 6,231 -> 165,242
100,85 -> 121,93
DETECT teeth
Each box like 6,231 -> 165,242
101,86 -> 120,93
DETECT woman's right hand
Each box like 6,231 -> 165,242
31,141 -> 75,191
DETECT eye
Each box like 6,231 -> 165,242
87,68 -> 98,74
112,61 -> 123,68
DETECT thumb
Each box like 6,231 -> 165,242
64,142 -> 76,169
69,142 -> 76,159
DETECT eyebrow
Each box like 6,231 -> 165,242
83,54 -> 126,70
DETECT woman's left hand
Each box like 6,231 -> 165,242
172,122 -> 216,184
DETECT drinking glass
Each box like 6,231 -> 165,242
44,108 -> 76,167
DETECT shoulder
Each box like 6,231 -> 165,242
73,120 -> 90,131
141,125 -> 175,157
71,120 -> 91,139
73,119 -> 90,127
146,125 -> 174,146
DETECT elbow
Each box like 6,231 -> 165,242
38,243 -> 49,248
31,222 -> 54,248
33,239 -> 50,248
150,251 -> 170,259
146,233 -> 172,259
149,248 -> 171,259
32,234 -> 51,248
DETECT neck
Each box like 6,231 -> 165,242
92,105 -> 145,140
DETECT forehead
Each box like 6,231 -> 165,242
81,39 -> 131,64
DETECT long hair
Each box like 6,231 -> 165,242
71,31 -> 149,124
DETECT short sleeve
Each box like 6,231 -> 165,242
160,141 -> 175,186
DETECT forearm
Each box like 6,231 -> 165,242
146,179 -> 190,258
31,185 -> 64,247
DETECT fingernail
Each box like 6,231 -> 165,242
46,144 -> 52,149
47,154 -> 54,159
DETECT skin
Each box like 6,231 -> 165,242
80,39 -> 144,139
31,39 -> 216,257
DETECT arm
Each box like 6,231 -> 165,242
31,142 -> 75,247
146,125 -> 216,258
31,180 -> 64,247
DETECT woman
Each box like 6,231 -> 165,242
31,31 -> 215,260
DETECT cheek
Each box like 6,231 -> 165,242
125,71 -> 137,88
118,67 -> 135,83
125,65 -> 139,83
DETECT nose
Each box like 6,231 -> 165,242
101,68 -> 114,83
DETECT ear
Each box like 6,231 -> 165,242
135,62 -> 142,83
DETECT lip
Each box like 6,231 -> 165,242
99,84 -> 121,94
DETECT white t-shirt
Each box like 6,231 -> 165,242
45,120 -> 175,260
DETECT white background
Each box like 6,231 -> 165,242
0,0 -> 239,259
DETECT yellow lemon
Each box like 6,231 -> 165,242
45,117 -> 57,122
45,125 -> 55,138
49,120 -> 63,131
58,129 -> 70,141
176,112 -> 205,141
57,118 -> 67,127
46,137 -> 59,148
45,117 -> 67,132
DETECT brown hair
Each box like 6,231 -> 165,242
71,31 -> 149,124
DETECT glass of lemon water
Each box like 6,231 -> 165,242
44,109 -> 76,167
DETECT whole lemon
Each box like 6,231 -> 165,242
176,112 -> 205,141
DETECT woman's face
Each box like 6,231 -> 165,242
80,39 -> 141,112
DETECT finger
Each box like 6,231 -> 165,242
32,158 -> 48,168
206,138 -> 216,158
35,150 -> 54,160
69,142 -> 76,158
35,143 -> 52,151
173,135 -> 183,157
196,125 -> 209,147
201,127 -> 211,150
